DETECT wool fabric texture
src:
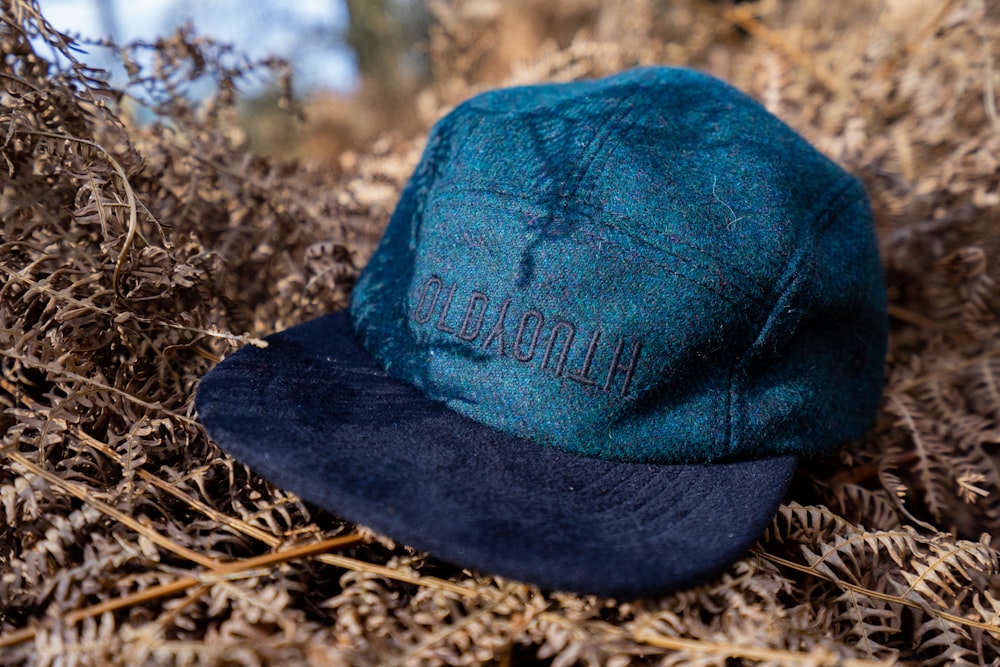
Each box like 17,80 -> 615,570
196,66 -> 887,597
351,66 -> 886,464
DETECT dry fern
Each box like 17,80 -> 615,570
3,0 -> 1000,664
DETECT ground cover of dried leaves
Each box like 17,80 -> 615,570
3,0 -> 1000,664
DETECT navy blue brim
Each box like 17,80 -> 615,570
195,310 -> 796,598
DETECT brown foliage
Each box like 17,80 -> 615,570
2,0 -> 1000,664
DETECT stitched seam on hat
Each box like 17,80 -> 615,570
579,228 -> 739,305
453,85 -> 645,205
602,211 -> 771,299
395,120 -> 455,392
411,123 -> 454,242
727,174 -> 861,459
427,183 -> 771,299
597,212 -> 767,305
561,82 -> 649,202
576,92 -> 775,301
430,185 -> 768,306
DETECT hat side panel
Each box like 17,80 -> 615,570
578,72 -> 887,461
350,116 -> 456,378
730,179 -> 887,459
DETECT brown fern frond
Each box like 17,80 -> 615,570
897,535 -> 999,611
829,588 -> 904,661
829,483 -> 904,531
911,616 -> 979,667
964,356 -> 1000,422
764,504 -> 1000,662
926,246 -> 997,341
887,394 -> 958,523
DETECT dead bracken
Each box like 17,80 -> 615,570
2,0 -> 1000,665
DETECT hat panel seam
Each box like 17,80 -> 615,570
567,78 -> 674,204
452,85 -> 642,204
559,81 -> 650,203
349,115 -> 458,374
578,226 -> 739,306
610,208 -> 771,299
386,118 -> 457,394
409,120 -> 456,248
726,174 -> 862,459
424,183 -> 744,306
578,86 -> 776,301
443,85 -> 647,294
569,82 -> 773,295
427,184 -> 769,307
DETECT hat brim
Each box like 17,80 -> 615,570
195,310 -> 796,598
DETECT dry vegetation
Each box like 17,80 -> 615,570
2,0 -> 1000,664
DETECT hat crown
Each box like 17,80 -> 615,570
351,67 -> 887,463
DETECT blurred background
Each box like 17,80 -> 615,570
39,0 -> 720,167
38,0 -> 456,165
40,0 -> 362,93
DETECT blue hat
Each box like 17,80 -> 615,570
196,67 -> 887,597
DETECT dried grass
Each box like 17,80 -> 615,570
2,0 -> 1000,664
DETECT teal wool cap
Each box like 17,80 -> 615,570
350,66 -> 886,464
196,67 -> 888,597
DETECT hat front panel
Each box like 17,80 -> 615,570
398,186 -> 752,463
